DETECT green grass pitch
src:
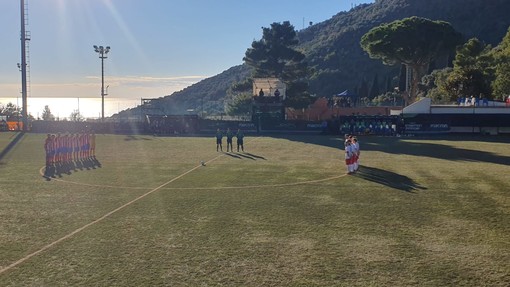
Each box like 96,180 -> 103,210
0,132 -> 509,286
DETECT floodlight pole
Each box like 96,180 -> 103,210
93,45 -> 110,121
20,0 -> 28,131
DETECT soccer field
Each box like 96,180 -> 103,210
0,132 -> 509,286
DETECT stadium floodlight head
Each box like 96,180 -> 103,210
93,44 -> 110,121
93,45 -> 111,55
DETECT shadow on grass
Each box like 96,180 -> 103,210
354,165 -> 427,193
223,152 -> 241,159
363,138 -> 510,166
0,132 -> 25,161
124,135 -> 153,141
243,152 -> 266,160
236,153 -> 256,160
223,151 -> 266,160
271,134 -> 510,166
43,157 -> 102,181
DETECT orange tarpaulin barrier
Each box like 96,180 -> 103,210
6,121 -> 23,131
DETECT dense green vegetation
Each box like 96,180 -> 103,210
421,27 -> 510,102
492,28 -> 510,98
360,17 -> 462,104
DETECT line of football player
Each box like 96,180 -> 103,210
44,132 -> 96,167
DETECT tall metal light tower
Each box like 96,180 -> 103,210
20,0 -> 30,131
93,45 -> 110,121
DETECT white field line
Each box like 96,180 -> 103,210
0,154 -> 224,275
39,165 -> 345,190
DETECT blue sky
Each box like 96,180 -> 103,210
0,0 -> 373,117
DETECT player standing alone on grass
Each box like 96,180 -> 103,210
236,129 -> 244,152
215,128 -> 223,152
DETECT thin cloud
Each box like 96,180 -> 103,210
86,75 -> 207,90
86,75 -> 207,82
0,74 -> 206,99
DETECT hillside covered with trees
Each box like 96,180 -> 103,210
114,0 -> 510,119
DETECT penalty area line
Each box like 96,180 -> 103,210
1,153 -> 224,275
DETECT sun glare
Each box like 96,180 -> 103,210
101,0 -> 151,69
